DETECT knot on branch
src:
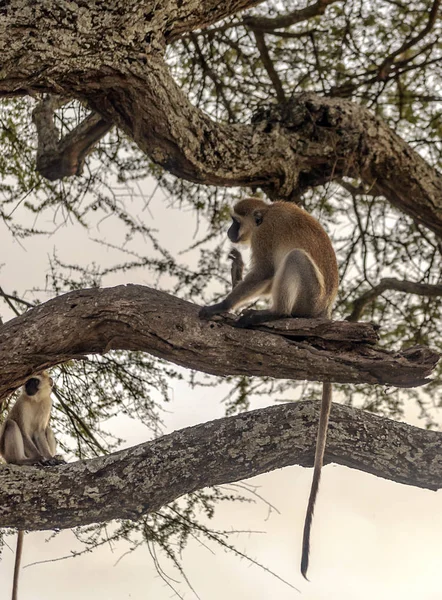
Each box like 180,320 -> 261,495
399,345 -> 440,368
251,93 -> 364,199
251,95 -> 310,132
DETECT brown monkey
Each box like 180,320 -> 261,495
199,198 -> 338,578
0,371 -> 64,600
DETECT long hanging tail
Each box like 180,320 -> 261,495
301,382 -> 332,579
12,530 -> 23,600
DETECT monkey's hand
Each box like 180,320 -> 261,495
228,247 -> 243,263
199,301 -> 229,320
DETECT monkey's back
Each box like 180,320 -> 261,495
252,201 -> 339,300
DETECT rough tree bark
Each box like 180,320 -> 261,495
0,285 -> 439,401
0,0 -> 441,537
1,400 -> 441,531
0,1 -> 441,236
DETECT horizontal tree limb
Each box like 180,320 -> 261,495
0,399 -> 441,531
0,285 -> 439,401
348,277 -> 442,322
246,317 -> 380,343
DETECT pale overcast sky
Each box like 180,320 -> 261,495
0,184 -> 441,600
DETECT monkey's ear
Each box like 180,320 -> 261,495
253,210 -> 264,226
49,377 -> 54,388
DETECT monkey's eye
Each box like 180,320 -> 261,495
254,211 -> 263,226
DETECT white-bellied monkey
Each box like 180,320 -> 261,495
199,198 -> 339,579
0,371 -> 65,600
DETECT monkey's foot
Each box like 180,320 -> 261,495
199,302 -> 229,320
235,309 -> 280,328
40,457 -> 66,466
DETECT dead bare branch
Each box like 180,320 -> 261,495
348,278 -> 442,322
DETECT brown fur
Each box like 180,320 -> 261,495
199,198 -> 339,578
234,199 -> 338,310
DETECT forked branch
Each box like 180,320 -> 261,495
348,278 -> 442,322
33,95 -> 112,181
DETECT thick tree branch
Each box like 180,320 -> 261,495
1,3 -> 442,235
32,96 -> 112,181
84,79 -> 442,239
1,400 -> 441,531
0,0 -> 265,67
0,285 -> 439,401
348,278 -> 442,322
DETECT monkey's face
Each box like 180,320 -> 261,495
228,213 -> 255,245
24,371 -> 53,396
228,214 -> 242,243
25,377 -> 41,396
228,210 -> 264,245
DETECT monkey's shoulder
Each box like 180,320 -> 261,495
262,203 -> 323,234
267,202 -> 317,222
